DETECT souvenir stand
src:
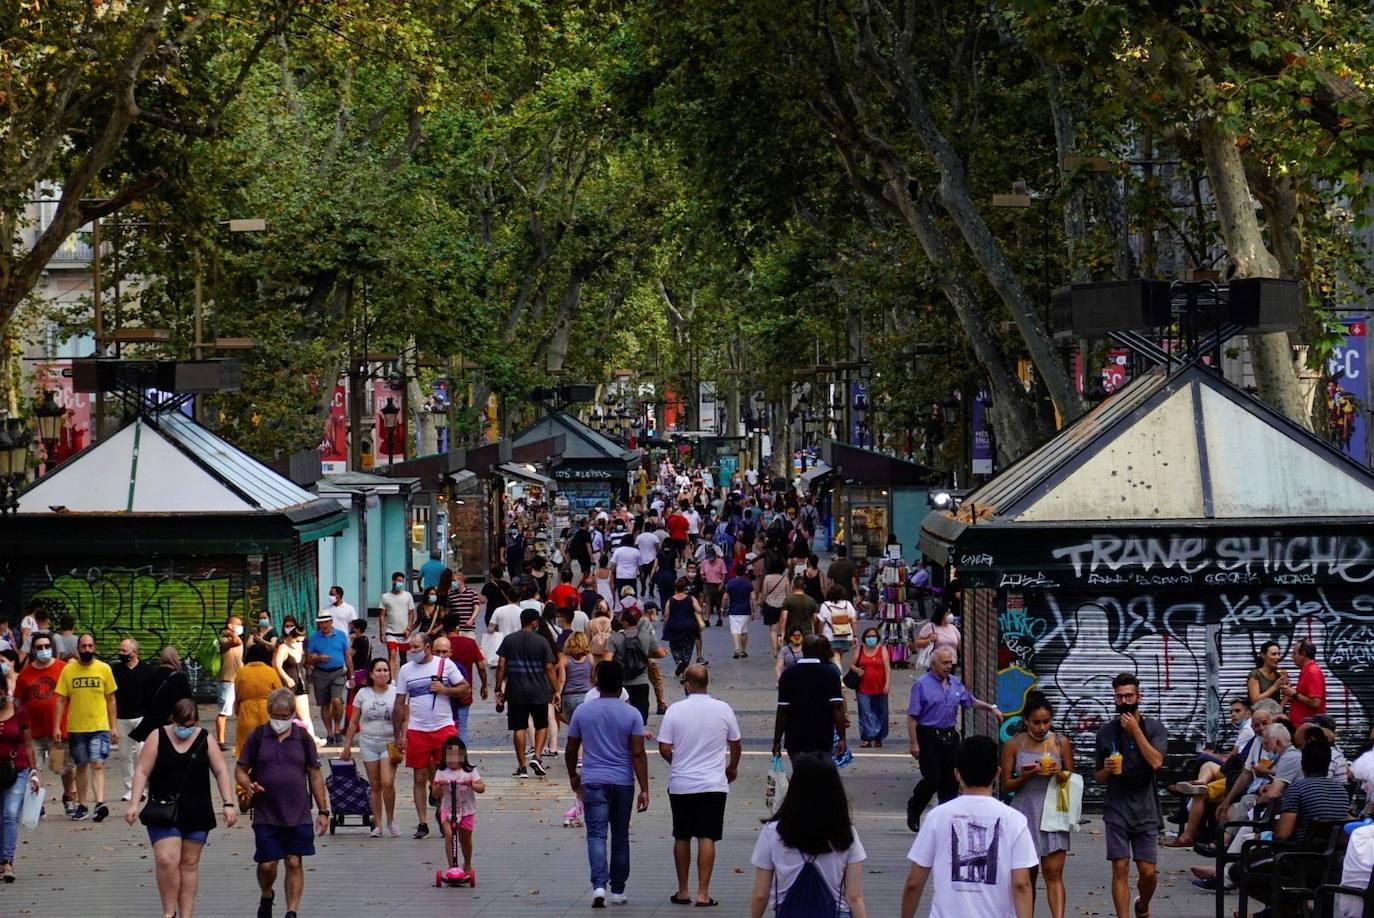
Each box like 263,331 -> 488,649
875,548 -> 913,666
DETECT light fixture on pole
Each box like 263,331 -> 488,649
0,418 -> 30,513
431,400 -> 448,453
35,390 -> 64,470
380,397 -> 400,466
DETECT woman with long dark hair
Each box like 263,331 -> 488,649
129,647 -> 195,744
1248,640 -> 1288,704
341,658 -> 399,836
1000,691 -> 1073,918
748,756 -> 868,916
663,577 -> 703,677
910,598 -> 961,663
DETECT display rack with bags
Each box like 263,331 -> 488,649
877,558 -> 913,666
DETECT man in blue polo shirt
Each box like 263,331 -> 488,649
905,646 -> 1001,832
304,613 -> 352,745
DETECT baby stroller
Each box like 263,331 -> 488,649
325,758 -> 372,833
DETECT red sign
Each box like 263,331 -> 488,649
319,378 -> 348,471
373,378 -> 405,464
32,361 -> 91,465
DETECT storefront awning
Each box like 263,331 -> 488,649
798,462 -> 835,492
495,462 -> 556,491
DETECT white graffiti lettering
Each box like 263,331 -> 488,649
999,571 -> 1058,589
1048,534 -> 1374,585
960,553 -> 994,566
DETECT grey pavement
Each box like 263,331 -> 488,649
4,619 -> 1227,917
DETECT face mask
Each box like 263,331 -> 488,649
234,625 -> 244,636
258,619 -> 270,628
789,637 -> 802,648
864,636 -> 879,648
1115,702 -> 1139,715
331,595 -> 341,605
117,653 -> 132,665
174,724 -> 197,740
426,593 -> 437,603
268,718 -> 294,734
392,583 -> 404,593
35,649 -> 53,663
78,650 -> 95,663
407,650 -> 426,664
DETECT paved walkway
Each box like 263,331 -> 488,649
3,619 -> 1235,916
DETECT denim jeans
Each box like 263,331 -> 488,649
856,692 -> 889,742
1,769 -> 30,863
582,782 -> 633,893
456,704 -> 470,744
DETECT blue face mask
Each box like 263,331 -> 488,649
392,583 -> 404,593
174,724 -> 196,740
864,636 -> 879,648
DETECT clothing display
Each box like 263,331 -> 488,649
876,558 -> 913,666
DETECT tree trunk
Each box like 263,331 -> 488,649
1198,118 -> 1310,428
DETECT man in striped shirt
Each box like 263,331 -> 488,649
1232,739 -> 1350,906
444,571 -> 483,631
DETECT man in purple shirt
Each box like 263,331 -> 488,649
236,689 -> 330,918
905,646 -> 1001,833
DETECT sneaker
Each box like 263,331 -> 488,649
696,656 -> 706,664
92,802 -> 109,822
387,824 -> 400,837
119,792 -> 131,802
1,862 -> 14,882
369,827 -> 382,838
512,765 -> 529,778
1169,781 -> 1208,796
609,892 -> 628,905
62,798 -> 75,816
284,912 -> 297,918
413,823 -> 430,839
70,804 -> 88,821
592,887 -> 607,908
528,758 -> 547,778
257,894 -> 274,918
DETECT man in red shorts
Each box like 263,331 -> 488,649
393,632 -> 469,839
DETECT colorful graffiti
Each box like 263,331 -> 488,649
997,587 -> 1374,755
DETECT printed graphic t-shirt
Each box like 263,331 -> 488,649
907,794 -> 1040,918
55,659 -> 116,734
397,657 -> 465,733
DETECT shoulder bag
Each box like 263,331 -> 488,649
140,729 -> 206,827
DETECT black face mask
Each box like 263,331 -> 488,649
78,650 -> 95,664
1115,702 -> 1139,715
117,653 -> 132,665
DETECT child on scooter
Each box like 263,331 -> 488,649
433,735 -> 484,885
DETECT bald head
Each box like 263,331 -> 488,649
681,664 -> 709,692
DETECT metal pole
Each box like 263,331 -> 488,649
92,216 -> 104,441
193,259 -> 203,421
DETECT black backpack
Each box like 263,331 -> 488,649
775,854 -> 842,917
615,627 -> 649,682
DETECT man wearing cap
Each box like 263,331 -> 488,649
304,612 -> 353,745
495,608 -> 558,778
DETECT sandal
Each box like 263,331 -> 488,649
1134,897 -> 1150,918
1162,836 -> 1193,848
670,893 -> 693,905
695,899 -> 719,907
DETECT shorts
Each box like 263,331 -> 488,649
406,724 -> 457,770
1104,819 -> 1158,863
386,633 -> 408,652
356,735 -> 392,763
669,792 -> 727,841
440,811 -> 476,832
218,681 -> 236,717
506,701 -> 549,732
729,614 -> 750,635
311,667 -> 347,706
148,825 -> 210,845
761,605 -> 782,626
34,737 -> 74,775
252,823 -> 316,862
561,692 -> 587,721
68,730 -> 110,766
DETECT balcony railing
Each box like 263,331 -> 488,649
47,235 -> 94,265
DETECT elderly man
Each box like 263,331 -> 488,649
658,664 -> 741,908
53,634 -> 119,822
237,689 -> 329,918
1167,700 -> 1276,848
304,612 -> 352,745
771,634 -> 848,762
1284,639 -> 1328,729
906,645 -> 1001,833
394,632 -> 468,839
113,637 -> 153,802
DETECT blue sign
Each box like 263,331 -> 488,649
1326,317 -> 1367,464
971,391 -> 993,475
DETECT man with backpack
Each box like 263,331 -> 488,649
608,606 -> 667,725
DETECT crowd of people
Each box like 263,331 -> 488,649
0,462 -> 1372,917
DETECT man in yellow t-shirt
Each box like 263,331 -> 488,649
54,634 -> 118,822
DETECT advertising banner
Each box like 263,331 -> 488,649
32,361 -> 91,465
1327,317 -> 1368,464
971,390 -> 993,475
698,381 -> 717,434
373,378 -> 406,465
320,378 -> 348,474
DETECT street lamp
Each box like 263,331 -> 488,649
380,396 -> 400,466
35,390 -> 63,470
430,400 -> 448,454
0,418 -> 31,513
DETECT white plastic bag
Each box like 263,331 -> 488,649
21,782 -> 44,829
765,755 -> 789,814
480,631 -> 502,667
1040,772 -> 1083,833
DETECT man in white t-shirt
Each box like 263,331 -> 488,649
379,571 -> 416,676
321,585 -> 359,634
657,665 -> 742,907
634,526 -> 660,593
683,505 -> 702,544
611,541 -> 642,596
393,632 -> 468,840
488,595 -> 525,643
902,735 -> 1036,918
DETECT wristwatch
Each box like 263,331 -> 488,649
318,809 -> 330,816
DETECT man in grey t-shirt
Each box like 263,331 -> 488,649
1094,673 -> 1167,918
607,607 -> 667,725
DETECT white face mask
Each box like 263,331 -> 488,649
268,718 -> 294,734
407,650 -> 427,664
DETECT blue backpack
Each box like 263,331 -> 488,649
775,854 -> 843,917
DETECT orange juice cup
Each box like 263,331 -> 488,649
1107,752 -> 1123,774
1039,754 -> 1055,775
